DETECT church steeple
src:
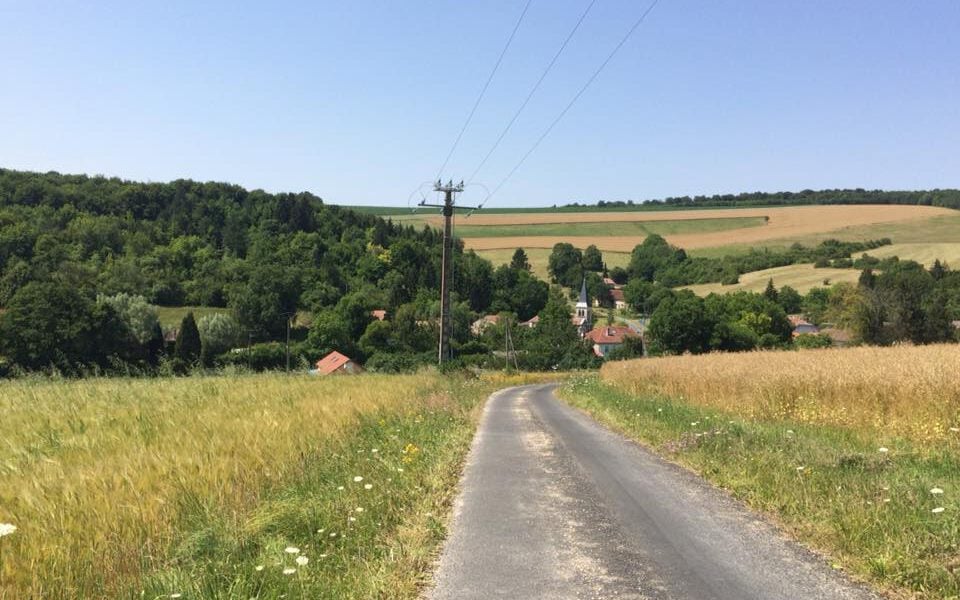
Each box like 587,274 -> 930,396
575,277 -> 592,336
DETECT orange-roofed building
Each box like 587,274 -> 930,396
583,325 -> 640,358
371,310 -> 387,321
315,351 -> 364,375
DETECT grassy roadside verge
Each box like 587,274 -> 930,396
0,372 -> 543,599
558,375 -> 960,599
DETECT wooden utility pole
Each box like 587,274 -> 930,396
503,314 -> 518,371
419,180 -> 476,365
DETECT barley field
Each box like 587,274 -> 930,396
602,344 -> 960,444
0,372 -> 531,599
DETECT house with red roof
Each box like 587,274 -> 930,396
583,325 -> 641,358
315,351 -> 364,375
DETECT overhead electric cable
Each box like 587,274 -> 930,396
481,0 -> 662,207
435,0 -> 534,181
467,0 -> 598,184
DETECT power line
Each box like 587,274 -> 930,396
482,0 -> 662,207
435,0 -> 534,182
467,0 -> 598,184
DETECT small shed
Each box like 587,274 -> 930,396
315,351 -> 364,375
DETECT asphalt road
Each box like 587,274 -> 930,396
428,384 -> 879,600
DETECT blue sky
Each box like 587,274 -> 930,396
1,1 -> 958,207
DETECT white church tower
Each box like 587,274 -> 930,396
574,277 -> 593,338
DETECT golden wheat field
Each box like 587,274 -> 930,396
601,344 -> 960,444
0,373 -> 497,598
456,205 -> 953,252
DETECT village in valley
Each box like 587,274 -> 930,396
3,2 -> 960,599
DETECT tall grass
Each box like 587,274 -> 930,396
601,345 -> 960,444
0,372 -> 522,598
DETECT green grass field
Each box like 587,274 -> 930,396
153,305 -> 229,329
0,372 -> 549,598
684,263 -> 862,296
453,216 -> 767,239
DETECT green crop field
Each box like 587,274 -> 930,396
0,371 -> 548,599
453,216 -> 767,239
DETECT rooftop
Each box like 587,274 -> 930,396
316,350 -> 355,375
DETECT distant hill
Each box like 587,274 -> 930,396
348,188 -> 960,215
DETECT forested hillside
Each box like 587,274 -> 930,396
0,168 -> 447,312
0,169 -> 558,373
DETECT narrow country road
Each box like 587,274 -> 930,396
428,384 -> 879,600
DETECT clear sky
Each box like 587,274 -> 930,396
2,1 -> 958,208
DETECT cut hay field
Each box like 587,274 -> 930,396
0,372 -> 542,599
468,204 -> 958,277
459,205 -> 953,252
684,263 -> 861,296
561,344 -> 960,598
868,242 -> 960,268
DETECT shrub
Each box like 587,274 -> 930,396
218,342 -> 286,371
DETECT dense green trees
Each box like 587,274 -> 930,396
0,282 -> 138,371
510,248 -> 531,272
548,243 -> 583,287
175,312 -> 202,364
198,313 -> 243,358
0,169 -> 517,373
490,265 -> 548,321
625,235 -> 890,287
582,245 -> 604,272
522,287 -> 598,370
832,260 -> 959,345
547,242 -> 609,290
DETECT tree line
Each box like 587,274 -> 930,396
564,187 -> 960,211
